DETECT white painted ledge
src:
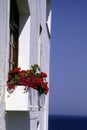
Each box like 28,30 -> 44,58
5,86 -> 29,111
5,86 -> 46,111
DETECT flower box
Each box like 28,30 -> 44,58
5,86 -> 39,111
5,87 -> 46,111
5,64 -> 48,111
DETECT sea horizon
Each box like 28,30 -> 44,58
48,114 -> 87,130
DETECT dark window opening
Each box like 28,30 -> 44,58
9,0 -> 19,70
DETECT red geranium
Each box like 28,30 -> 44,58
7,64 -> 49,95
10,67 -> 21,74
41,72 -> 47,78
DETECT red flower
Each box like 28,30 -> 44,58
6,64 -> 49,94
44,87 -> 49,94
8,75 -> 12,80
19,70 -> 27,75
7,82 -> 15,90
35,78 -> 42,85
26,78 -> 31,83
41,72 -> 47,78
41,82 -> 49,94
41,82 -> 48,89
20,75 -> 25,80
10,67 -> 21,74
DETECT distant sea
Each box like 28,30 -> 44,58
48,115 -> 87,130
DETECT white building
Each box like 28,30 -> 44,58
0,0 -> 51,130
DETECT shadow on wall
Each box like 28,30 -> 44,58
6,111 -> 30,130
46,0 -> 51,21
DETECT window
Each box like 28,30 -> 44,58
9,0 -> 19,70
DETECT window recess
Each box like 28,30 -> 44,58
9,0 -> 19,70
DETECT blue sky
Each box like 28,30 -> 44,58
49,0 -> 87,116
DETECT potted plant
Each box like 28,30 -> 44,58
7,64 -> 49,95
6,64 -> 49,111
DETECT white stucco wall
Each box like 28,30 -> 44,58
0,0 -> 52,130
0,0 -> 9,130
